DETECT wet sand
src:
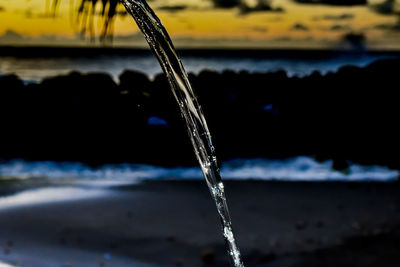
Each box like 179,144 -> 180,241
0,180 -> 400,266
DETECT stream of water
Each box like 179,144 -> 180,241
119,0 -> 244,266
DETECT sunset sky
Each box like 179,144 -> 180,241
0,0 -> 399,49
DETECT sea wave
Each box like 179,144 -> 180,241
0,53 -> 395,82
0,156 -> 398,183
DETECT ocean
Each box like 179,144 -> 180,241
1,47 -> 399,81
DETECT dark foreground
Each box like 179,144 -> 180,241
0,180 -> 399,266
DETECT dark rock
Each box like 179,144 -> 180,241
58,237 -> 67,245
201,248 -> 215,264
296,220 -> 308,230
109,242 -> 119,249
305,237 -> 315,244
0,59 -> 400,169
166,236 -> 176,242
259,252 -> 277,263
316,221 -> 325,228
174,258 -> 184,266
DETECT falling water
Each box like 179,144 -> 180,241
119,0 -> 244,266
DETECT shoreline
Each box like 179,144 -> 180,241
1,180 -> 399,266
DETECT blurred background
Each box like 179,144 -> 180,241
0,0 -> 400,266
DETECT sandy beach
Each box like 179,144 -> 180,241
0,180 -> 399,266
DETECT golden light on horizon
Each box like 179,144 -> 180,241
0,0 -> 399,49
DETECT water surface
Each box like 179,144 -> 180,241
1,50 -> 397,82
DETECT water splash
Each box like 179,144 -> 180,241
119,0 -> 244,265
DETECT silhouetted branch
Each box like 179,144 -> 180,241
51,0 -> 125,43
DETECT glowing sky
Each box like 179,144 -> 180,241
0,0 -> 399,48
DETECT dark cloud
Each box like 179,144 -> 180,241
291,23 -> 309,31
369,0 -> 400,34
209,0 -> 284,14
321,13 -> 354,20
370,0 -> 399,15
157,5 -> 188,13
329,24 -> 353,31
341,32 -> 366,49
293,0 -> 366,6
210,0 -> 241,8
374,22 -> 400,31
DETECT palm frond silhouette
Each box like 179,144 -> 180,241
52,0 -> 126,43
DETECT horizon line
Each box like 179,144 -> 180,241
1,45 -> 400,58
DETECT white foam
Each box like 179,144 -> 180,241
0,156 -> 398,183
221,157 -> 398,181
